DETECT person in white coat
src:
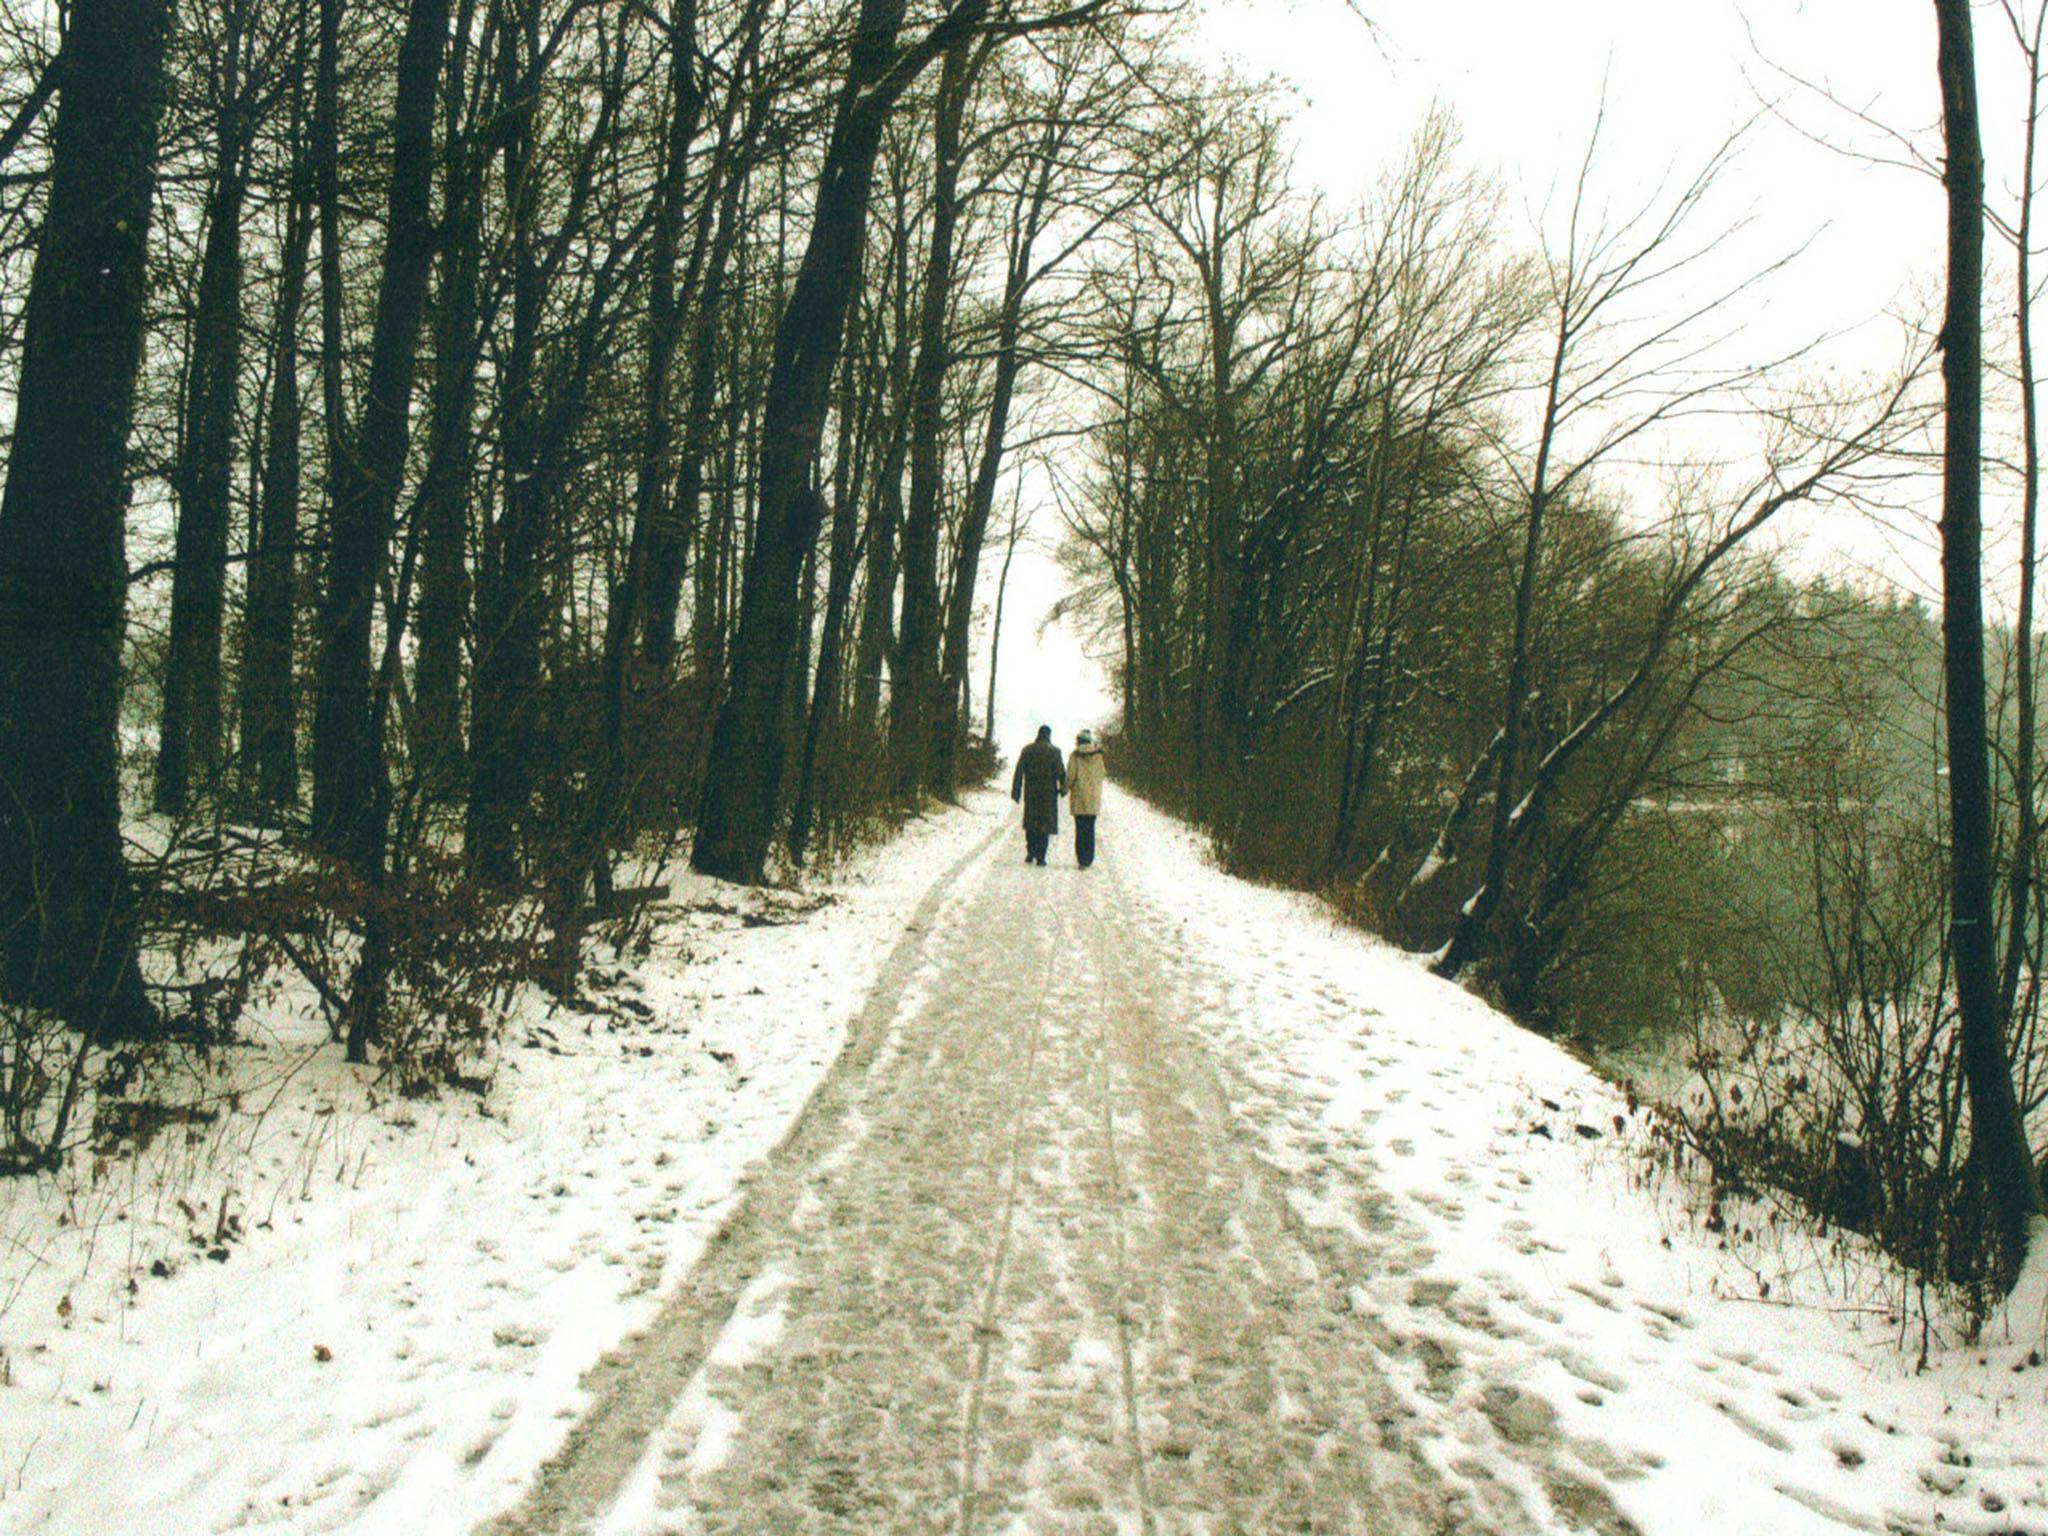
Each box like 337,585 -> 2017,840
1067,728 -> 1106,868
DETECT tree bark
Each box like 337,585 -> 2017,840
2003,3 -> 2046,1023
466,6 -> 551,887
158,12 -> 254,815
1932,0 -> 2046,1275
595,0 -> 702,855
853,200 -> 915,739
891,30 -> 977,800
692,0 -> 991,883
410,0 -> 490,790
789,297 -> 873,865
0,0 -> 174,1038
241,79 -> 316,812
935,148 -> 1049,789
310,0 -> 453,873
315,0 -> 344,511
636,0 -> 769,674
984,496 -> 1022,743
467,2 -> 639,892
1431,301 -> 1570,979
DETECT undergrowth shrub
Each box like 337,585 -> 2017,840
0,1000 -> 94,1173
1664,792 -> 2043,1308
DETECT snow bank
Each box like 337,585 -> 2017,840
0,797 -> 997,1535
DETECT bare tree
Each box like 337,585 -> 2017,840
1931,0 -> 2046,1277
1418,119 -> 1802,977
0,0 -> 175,1038
691,0 -> 1001,883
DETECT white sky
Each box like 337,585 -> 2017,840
988,1 -> 2033,755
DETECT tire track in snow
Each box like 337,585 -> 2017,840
476,810 -> 1009,1536
956,876 -> 1060,1536
593,827 -> 1127,1531
1085,906 -> 1156,1536
495,807 -> 1486,1535
1076,857 -> 1474,1533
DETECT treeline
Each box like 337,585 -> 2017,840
1064,101 -> 1919,1009
0,0 -> 1178,1105
1059,79 -> 2048,1289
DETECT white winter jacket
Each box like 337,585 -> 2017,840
1068,745 -> 1107,815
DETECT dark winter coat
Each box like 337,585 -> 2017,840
1011,738 -> 1066,836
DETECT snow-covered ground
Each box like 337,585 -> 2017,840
2,783 -> 2045,1535
0,800 -> 1000,1535
1111,790 -> 2048,1536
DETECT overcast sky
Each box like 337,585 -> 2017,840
991,1 -> 2026,753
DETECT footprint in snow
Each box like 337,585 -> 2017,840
1566,1281 -> 1621,1312
1479,1382 -> 1558,1446
1920,1463 -> 1968,1495
1713,1396 -> 1795,1453
1548,1346 -> 1628,1394
1636,1299 -> 1693,1329
358,1394 -> 422,1431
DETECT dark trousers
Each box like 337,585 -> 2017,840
1025,829 -> 1050,864
1074,815 -> 1097,868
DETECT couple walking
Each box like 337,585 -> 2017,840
1010,726 -> 1106,867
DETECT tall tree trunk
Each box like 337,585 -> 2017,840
1932,0 -> 2046,1276
310,0 -> 453,874
411,0 -> 489,791
854,204 -> 914,738
1334,521 -> 1413,865
638,0 -> 769,672
467,7 -> 547,887
692,0 -> 990,883
466,0 -> 638,902
315,0 -> 345,511
984,495 -> 1022,743
1332,412 -> 1409,864
241,102 -> 316,812
158,17 -> 253,816
595,0 -> 702,858
789,536 -> 819,755
655,170 -> 747,676
0,0 -> 174,1038
890,31 -> 977,800
789,307 -> 872,865
1432,305 -> 1570,979
2004,3 -> 2046,1023
934,203 -> 1038,789
854,453 -> 903,734
690,411 -> 736,678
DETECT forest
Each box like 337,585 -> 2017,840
0,0 -> 2042,1318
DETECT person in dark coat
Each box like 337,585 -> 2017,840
1011,725 -> 1066,865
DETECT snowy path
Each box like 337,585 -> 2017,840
478,790 -> 2048,1536
10,788 -> 2040,1535
490,806 -> 1592,1535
